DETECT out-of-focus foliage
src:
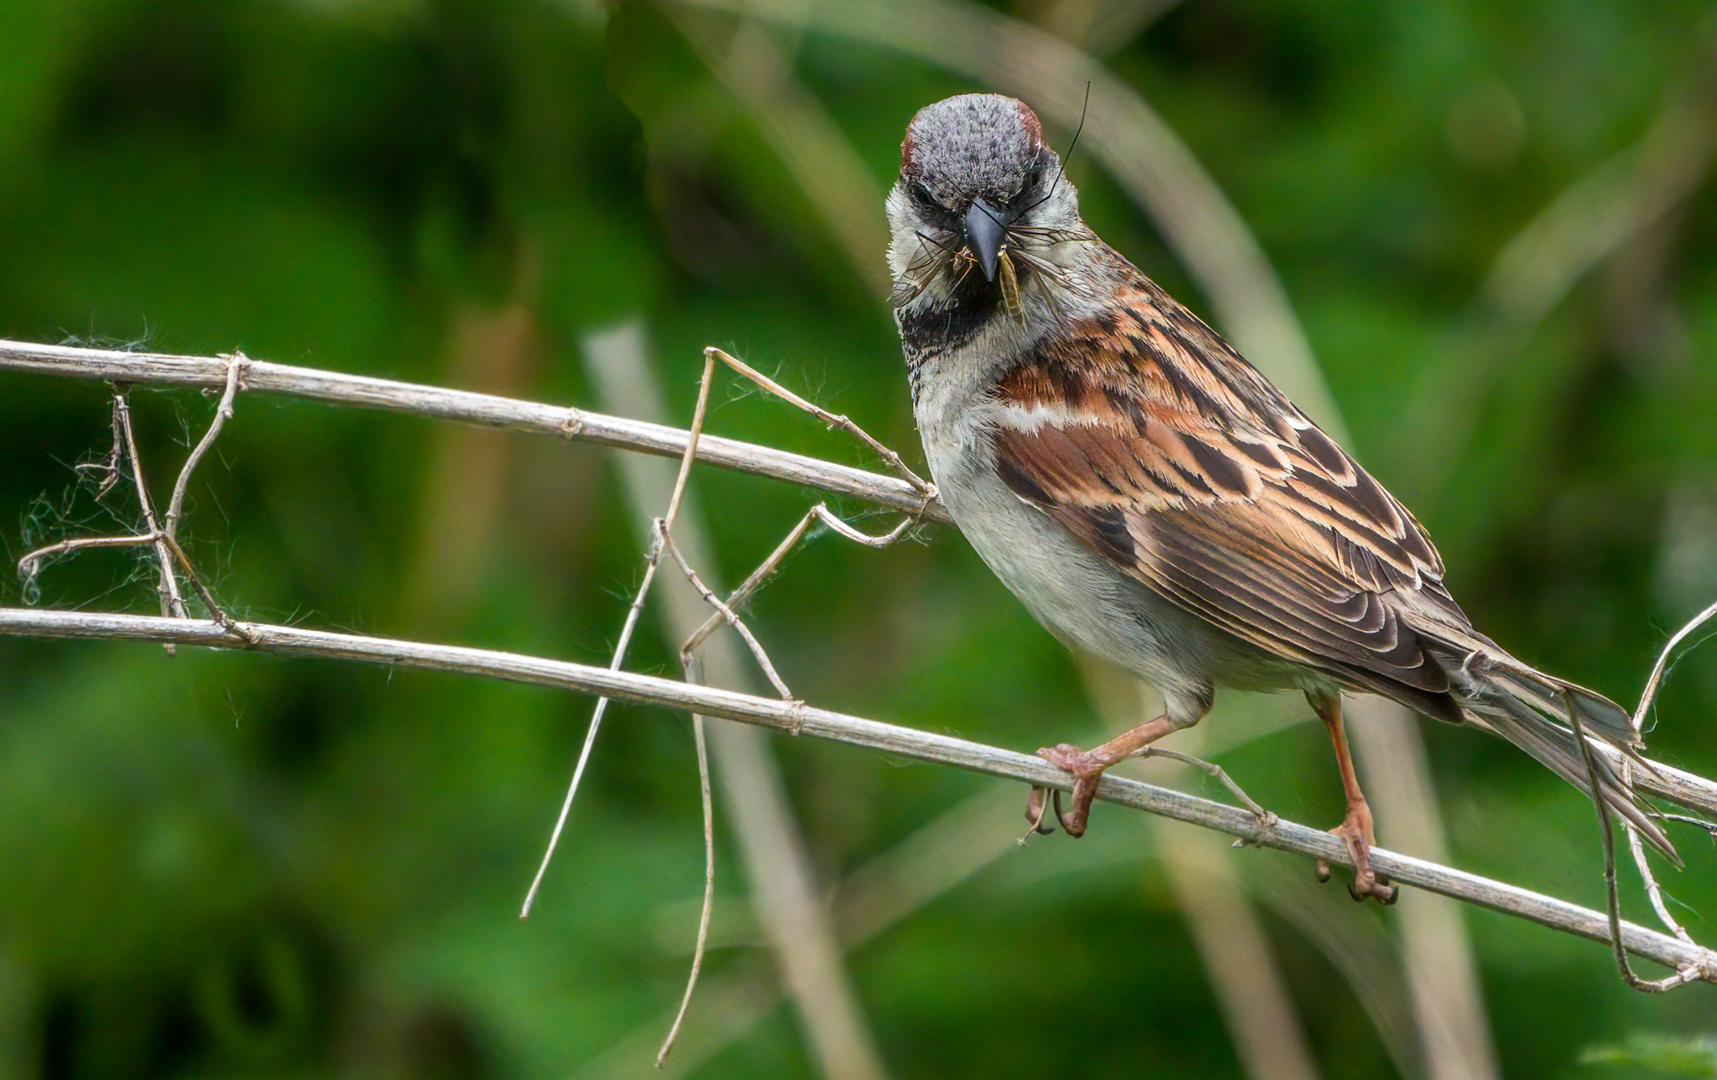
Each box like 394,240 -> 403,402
1582,1034 -> 1717,1077
1,1 -> 1715,1078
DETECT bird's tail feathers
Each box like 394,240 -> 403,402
1445,647 -> 1675,862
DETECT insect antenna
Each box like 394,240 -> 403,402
1018,82 -> 1090,218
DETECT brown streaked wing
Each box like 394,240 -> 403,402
990,276 -> 1467,708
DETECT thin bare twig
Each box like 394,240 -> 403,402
657,527 -> 794,701
1633,598 -> 1717,734
706,348 -> 933,499
657,689 -> 717,1068
519,353 -> 720,921
164,354 -> 245,546
589,328 -> 892,1079
681,502 -> 918,663
72,395 -> 125,501
5,338 -> 1713,820
1133,747 -> 1277,832
19,358 -> 249,641
533,340 -> 916,1069
18,534 -> 160,579
5,607 -> 1715,985
0,340 -> 944,522
1569,702 -> 1705,992
1614,600 -> 1717,948
116,390 -> 186,623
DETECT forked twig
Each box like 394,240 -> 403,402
18,357 -> 249,647
706,347 -> 934,500
649,350 -> 929,1066
522,345 -> 933,1062
1612,600 -> 1717,953
1569,698 -> 1707,992
166,354 -> 246,546
519,355 -> 719,921
674,346 -> 932,670
116,389 -> 187,623
71,396 -> 125,501
657,528 -> 793,701
681,502 -> 919,663
1131,746 -> 1278,837
523,342 -> 934,927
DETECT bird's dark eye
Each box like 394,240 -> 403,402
909,182 -> 956,224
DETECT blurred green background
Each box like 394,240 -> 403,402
3,1 -> 1717,1077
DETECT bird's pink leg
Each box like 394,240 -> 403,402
1309,692 -> 1398,905
1034,714 -> 1180,837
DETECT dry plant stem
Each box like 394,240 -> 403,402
1617,599 -> 1717,946
19,530 -> 245,642
648,349 -> 921,1064
156,532 -> 248,640
18,534 -> 159,576
682,504 -> 917,661
657,659 -> 717,1068
651,351 -> 917,1079
73,395 -> 125,500
164,354 -> 245,545
1625,779 -> 1695,947
587,327 -> 885,1078
657,529 -> 794,701
0,340 -> 945,522
519,355 -> 719,920
116,390 -> 187,623
675,347 -> 930,670
19,366 -> 249,641
11,606 -> 1714,985
1132,747 -> 1277,831
1569,703 -> 1705,992
1632,597 -> 1717,734
706,348 -> 934,499
6,338 -> 1715,820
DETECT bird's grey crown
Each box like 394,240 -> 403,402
900,93 -> 1048,208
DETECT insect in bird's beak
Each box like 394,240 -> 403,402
996,248 -> 1025,327
962,198 -> 1025,326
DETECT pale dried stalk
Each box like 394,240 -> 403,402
0,340 -> 944,521
1615,598 -> 1717,950
7,606 -> 1711,983
116,392 -> 186,622
648,347 -> 920,1076
164,354 -> 245,545
5,337 -> 1712,819
657,528 -> 793,701
1570,705 -> 1705,993
656,698 -> 716,1068
681,503 -> 919,662
17,359 -> 250,643
587,330 -> 894,1079
518,353 -> 721,921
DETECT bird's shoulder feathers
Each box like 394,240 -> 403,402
986,270 -> 1469,714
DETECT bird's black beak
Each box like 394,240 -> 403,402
962,198 -> 1006,282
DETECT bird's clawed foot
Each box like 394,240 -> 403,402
1315,804 -> 1398,905
1023,743 -> 1112,839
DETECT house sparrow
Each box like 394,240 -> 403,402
885,93 -> 1672,902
